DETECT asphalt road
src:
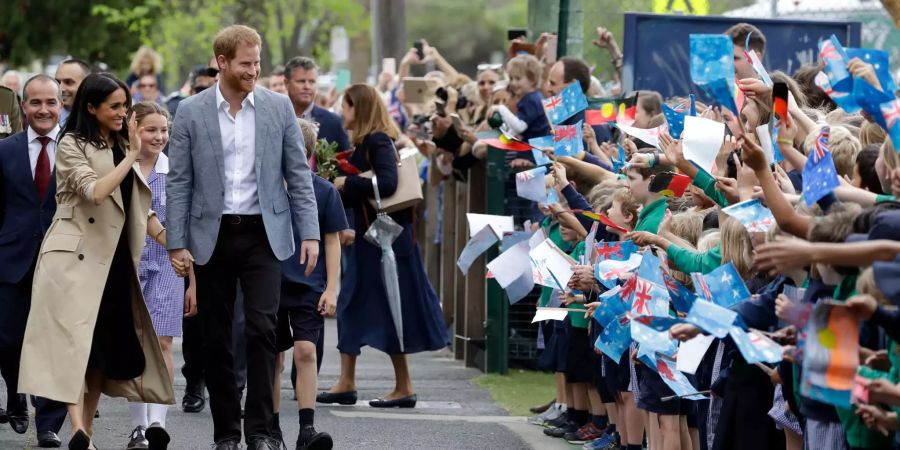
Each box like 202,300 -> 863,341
0,319 -> 570,449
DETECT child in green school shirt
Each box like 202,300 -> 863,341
625,154 -> 675,234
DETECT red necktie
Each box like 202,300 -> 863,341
34,136 -> 51,200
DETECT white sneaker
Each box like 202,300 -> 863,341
527,405 -> 561,425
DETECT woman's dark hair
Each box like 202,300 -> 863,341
856,145 -> 885,195
61,73 -> 131,149
792,64 -> 837,111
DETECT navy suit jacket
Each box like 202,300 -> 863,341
311,105 -> 351,151
0,131 -> 57,284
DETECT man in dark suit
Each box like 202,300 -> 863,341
0,74 -> 68,448
283,57 -> 350,154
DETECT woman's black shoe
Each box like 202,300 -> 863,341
68,430 -> 90,450
369,394 -> 417,408
315,391 -> 358,405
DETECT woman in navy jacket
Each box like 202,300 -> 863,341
317,84 -> 449,408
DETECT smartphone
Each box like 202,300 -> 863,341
413,40 -> 425,61
507,28 -> 528,41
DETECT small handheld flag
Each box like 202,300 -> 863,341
543,82 -> 588,125
702,262 -> 751,308
880,98 -> 900,149
482,133 -> 534,151
819,35 -> 851,87
528,121 -> 584,157
772,82 -> 790,127
722,199 -> 776,233
853,76 -> 895,130
648,172 -> 692,198
662,104 -> 686,139
802,126 -> 840,206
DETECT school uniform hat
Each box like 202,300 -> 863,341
874,258 -> 900,306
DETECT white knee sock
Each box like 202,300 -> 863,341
148,403 -> 168,428
129,403 -> 149,429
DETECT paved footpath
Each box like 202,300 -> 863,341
0,319 -> 570,449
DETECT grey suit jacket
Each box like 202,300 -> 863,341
166,85 -> 319,265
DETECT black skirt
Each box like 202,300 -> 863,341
86,148 -> 145,380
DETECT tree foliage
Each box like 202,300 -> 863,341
2,0 -> 367,93
406,0 -> 527,77
0,0 -> 148,70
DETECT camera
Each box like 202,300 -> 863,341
435,87 -> 468,110
410,114 -> 433,140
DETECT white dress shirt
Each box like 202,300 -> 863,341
215,83 -> 260,214
27,124 -> 60,179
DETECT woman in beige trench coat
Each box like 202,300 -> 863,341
18,73 -> 174,450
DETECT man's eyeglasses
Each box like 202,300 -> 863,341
138,83 -> 157,89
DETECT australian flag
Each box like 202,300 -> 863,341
662,268 -> 697,313
630,277 -> 670,318
814,71 -> 859,114
594,240 -> 639,263
655,355 -> 708,400
729,326 -> 784,364
631,314 -> 684,333
853,77 -> 895,130
702,77 -> 738,115
846,47 -> 899,94
632,320 -> 678,358
663,103 -> 686,139
528,121 -> 584,157
593,285 -> 630,327
819,35 -> 852,92
880,98 -> 900,149
702,262 -> 751,308
802,126 -> 841,206
595,316 -> 632,360
543,82 -> 588,125
595,254 -> 642,289
722,199 -> 776,233
685,299 -> 738,338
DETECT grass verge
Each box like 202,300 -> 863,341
474,369 -> 556,416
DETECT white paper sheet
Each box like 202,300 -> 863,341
466,213 -> 514,238
682,116 -> 725,175
615,124 -> 666,148
531,307 -> 571,323
756,123 -> 775,164
529,228 -> 547,249
486,240 -> 532,288
676,334 -> 716,375
529,239 -> 578,289
457,224 -> 500,274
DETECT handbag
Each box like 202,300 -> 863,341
359,143 -> 423,213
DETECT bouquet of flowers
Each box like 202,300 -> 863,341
313,138 -> 340,180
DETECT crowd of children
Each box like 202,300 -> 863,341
463,22 -> 900,450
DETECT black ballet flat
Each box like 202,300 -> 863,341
369,394 -> 417,408
316,390 -> 358,405
68,430 -> 90,450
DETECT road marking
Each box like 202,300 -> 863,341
328,410 -> 526,423
321,400 -> 462,409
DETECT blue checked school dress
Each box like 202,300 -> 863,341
138,154 -> 183,337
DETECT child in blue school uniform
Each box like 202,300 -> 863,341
272,119 -> 349,450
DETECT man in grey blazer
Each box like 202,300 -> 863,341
166,25 -> 320,450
